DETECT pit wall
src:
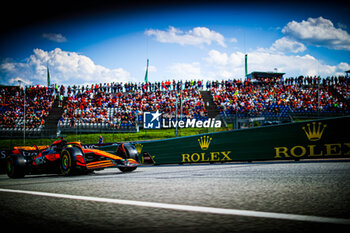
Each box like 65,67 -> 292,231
130,116 -> 350,165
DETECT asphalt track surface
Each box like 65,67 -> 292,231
1,161 -> 350,233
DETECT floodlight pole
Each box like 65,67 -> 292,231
317,77 -> 320,118
245,54 -> 248,77
18,80 -> 25,146
24,85 -> 26,146
180,89 -> 182,137
175,93 -> 178,137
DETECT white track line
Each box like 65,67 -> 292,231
1,188 -> 349,225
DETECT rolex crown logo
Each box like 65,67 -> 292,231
135,144 -> 143,154
302,122 -> 327,141
198,136 -> 212,150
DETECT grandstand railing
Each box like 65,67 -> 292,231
222,110 -> 349,129
0,127 -> 57,139
57,123 -> 139,134
0,124 -> 139,139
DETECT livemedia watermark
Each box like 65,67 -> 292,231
143,111 -> 221,129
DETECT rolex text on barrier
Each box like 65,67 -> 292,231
97,116 -> 349,165
274,121 -> 350,159
181,136 -> 233,163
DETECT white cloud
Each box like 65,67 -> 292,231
42,33 -> 67,43
8,77 -> 33,86
337,62 -> 350,71
167,62 -> 203,80
270,37 -> 306,53
0,48 -> 134,86
203,49 -> 349,79
145,26 -> 226,47
282,17 -> 350,51
145,65 -> 157,73
229,38 -> 238,43
205,50 -> 229,66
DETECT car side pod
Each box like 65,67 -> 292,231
60,146 -> 85,176
6,154 -> 26,178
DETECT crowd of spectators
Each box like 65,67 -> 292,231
211,76 -> 349,118
0,85 -> 54,130
60,81 -> 207,129
64,80 -> 204,95
1,75 -> 349,133
332,77 -> 350,102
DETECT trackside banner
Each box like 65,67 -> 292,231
129,116 -> 350,164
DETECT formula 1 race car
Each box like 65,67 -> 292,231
6,139 -> 153,178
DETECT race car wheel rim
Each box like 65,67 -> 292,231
61,153 -> 71,172
7,159 -> 13,175
62,156 -> 68,169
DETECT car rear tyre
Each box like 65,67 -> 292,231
60,150 -> 74,176
6,155 -> 25,178
60,146 -> 85,176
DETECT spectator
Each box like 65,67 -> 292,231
98,135 -> 103,144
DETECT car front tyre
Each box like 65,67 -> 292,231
118,167 -> 137,172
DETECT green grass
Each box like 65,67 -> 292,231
0,126 -> 232,149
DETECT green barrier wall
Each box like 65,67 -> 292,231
105,116 -> 350,164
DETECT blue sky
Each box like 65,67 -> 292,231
1,1 -> 350,86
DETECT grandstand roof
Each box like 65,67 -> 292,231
246,71 -> 285,80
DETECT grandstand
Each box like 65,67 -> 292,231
211,76 -> 349,124
0,75 -> 349,138
0,85 -> 55,137
56,81 -> 207,134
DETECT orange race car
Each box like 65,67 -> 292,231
6,139 -> 153,178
